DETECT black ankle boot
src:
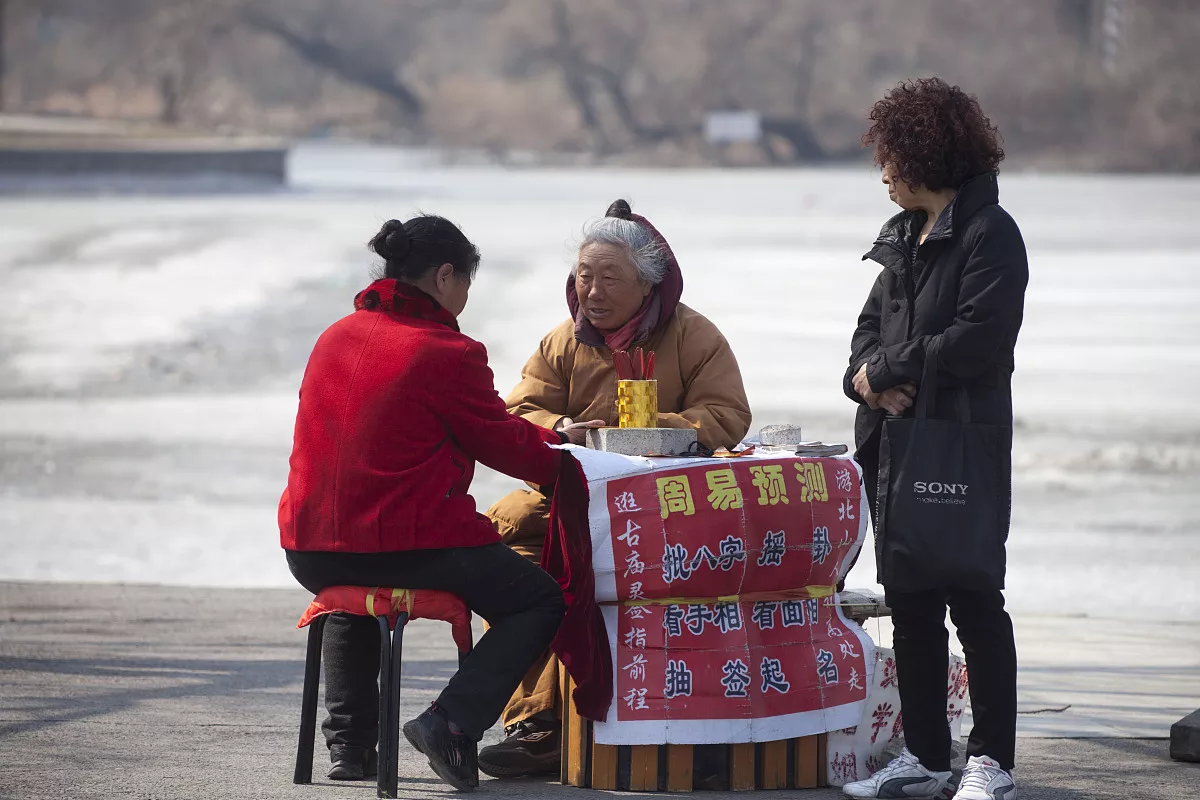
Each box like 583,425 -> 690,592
327,744 -> 378,780
402,704 -> 479,791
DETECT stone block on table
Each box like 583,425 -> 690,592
759,424 -> 804,446
585,427 -> 698,457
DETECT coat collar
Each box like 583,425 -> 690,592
862,173 -> 1000,274
353,279 -> 460,332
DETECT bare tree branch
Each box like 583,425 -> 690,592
548,1 -> 609,152
242,7 -> 423,118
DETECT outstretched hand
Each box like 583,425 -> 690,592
558,418 -> 607,445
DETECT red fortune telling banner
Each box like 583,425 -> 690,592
570,449 -> 875,745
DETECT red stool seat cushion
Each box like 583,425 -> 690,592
298,586 -> 473,654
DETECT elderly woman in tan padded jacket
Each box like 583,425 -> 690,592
478,200 -> 752,779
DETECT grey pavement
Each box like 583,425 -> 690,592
1,582 -> 1197,800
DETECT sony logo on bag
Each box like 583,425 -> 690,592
912,481 -> 969,495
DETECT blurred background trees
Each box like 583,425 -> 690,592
2,0 -> 1196,170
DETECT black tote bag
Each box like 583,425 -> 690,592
874,340 -> 1011,592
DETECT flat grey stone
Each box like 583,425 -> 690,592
586,426 -> 698,456
1170,708 -> 1200,762
759,423 -> 804,446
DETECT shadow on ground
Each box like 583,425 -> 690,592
1,582 -> 1196,800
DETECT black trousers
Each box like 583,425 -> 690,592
287,544 -> 566,745
884,587 -> 1017,772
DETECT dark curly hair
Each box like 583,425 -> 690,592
862,77 -> 1005,192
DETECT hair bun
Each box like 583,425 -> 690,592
369,219 -> 412,261
605,199 -> 634,220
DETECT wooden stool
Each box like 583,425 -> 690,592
560,674 -> 828,792
292,587 -> 473,799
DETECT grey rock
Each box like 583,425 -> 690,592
759,424 -> 804,446
585,426 -> 698,456
1170,708 -> 1200,762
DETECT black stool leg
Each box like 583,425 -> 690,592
294,614 -> 326,784
376,616 -> 393,799
457,632 -> 478,777
385,613 -> 409,799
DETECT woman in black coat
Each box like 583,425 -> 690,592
841,78 -> 1028,800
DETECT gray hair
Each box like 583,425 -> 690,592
576,217 -> 668,285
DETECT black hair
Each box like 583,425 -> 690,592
606,198 -> 634,220
368,215 -> 481,283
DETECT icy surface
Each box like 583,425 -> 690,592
1,144 -> 1197,620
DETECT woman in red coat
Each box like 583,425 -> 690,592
281,215 -> 595,791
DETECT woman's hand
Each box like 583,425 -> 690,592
559,419 -> 607,445
877,383 -> 918,415
853,363 -> 880,409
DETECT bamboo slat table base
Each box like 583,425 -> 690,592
560,673 -> 828,792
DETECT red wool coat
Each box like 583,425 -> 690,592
280,279 -> 563,553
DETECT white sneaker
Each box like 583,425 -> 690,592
842,748 -> 952,798
953,755 -> 1016,800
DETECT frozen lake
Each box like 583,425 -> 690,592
1,143 -> 1197,620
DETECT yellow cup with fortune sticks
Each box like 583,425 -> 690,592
617,380 -> 658,428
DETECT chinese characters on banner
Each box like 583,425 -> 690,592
607,458 -> 863,604
825,648 -> 970,787
609,595 -> 868,734
578,452 -> 874,745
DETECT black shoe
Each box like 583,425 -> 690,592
402,704 -> 479,791
327,744 -> 378,781
477,716 -> 561,778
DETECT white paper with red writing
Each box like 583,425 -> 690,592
565,446 -> 875,745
